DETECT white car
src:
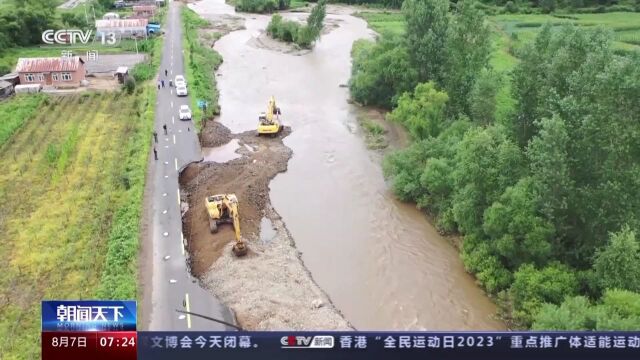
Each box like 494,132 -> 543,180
174,75 -> 186,87
179,105 -> 192,121
176,85 -> 188,96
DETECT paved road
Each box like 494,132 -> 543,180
141,0 -> 235,331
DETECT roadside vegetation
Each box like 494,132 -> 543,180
181,7 -> 224,129
266,0 -> 327,48
351,0 -> 640,329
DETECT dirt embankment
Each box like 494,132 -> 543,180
179,121 -> 351,330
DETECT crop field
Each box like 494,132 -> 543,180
493,12 -> 640,55
0,89 -> 155,359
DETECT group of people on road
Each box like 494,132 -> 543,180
153,70 -> 172,159
157,69 -> 173,89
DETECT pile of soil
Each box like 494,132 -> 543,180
198,120 -> 233,147
180,126 -> 292,276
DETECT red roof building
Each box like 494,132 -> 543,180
15,57 -> 86,88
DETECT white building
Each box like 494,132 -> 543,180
95,19 -> 148,39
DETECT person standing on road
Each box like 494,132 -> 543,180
153,131 -> 158,143
157,81 -> 161,90
165,69 -> 168,76
161,80 -> 165,88
153,147 -> 158,160
163,124 -> 167,135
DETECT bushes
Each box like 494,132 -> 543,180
533,290 -> 640,330
236,0 -> 284,13
267,14 -> 303,42
266,0 -> 326,48
540,0 -> 557,13
509,263 -> 579,326
123,78 -> 136,94
388,82 -> 449,140
593,227 -> 640,293
349,36 -> 418,108
504,0 -> 518,12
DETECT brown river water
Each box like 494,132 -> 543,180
190,0 -> 505,330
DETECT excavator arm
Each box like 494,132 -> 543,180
227,198 -> 247,257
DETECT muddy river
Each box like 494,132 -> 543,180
191,0 -> 504,330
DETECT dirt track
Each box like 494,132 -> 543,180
179,120 -> 351,330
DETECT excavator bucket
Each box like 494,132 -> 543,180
232,241 -> 248,257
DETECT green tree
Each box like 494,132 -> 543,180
306,0 -> 326,36
593,226 -> 640,293
510,24 -> 552,147
443,0 -> 492,117
462,236 -> 513,293
526,115 -> 573,242
469,68 -> 501,125
349,36 -> 418,108
540,0 -> 556,12
510,262 -> 579,326
483,177 -> 554,268
451,126 -> 525,235
532,296 -> 594,330
402,0 -> 449,83
533,290 -> 640,330
388,82 -> 449,140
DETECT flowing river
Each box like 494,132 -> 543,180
190,0 -> 505,330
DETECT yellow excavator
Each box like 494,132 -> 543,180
204,194 -> 248,257
257,96 -> 282,136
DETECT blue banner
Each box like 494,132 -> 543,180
137,331 -> 640,360
42,300 -> 136,332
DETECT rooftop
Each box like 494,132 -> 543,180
95,19 -> 149,28
15,57 -> 84,73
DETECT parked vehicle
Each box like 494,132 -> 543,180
176,85 -> 188,97
174,75 -> 186,88
179,105 -> 192,120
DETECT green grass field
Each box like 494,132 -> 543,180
493,12 -> 640,54
355,11 -> 404,35
0,89 -> 156,359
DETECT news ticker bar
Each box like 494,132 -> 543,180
42,331 -> 640,360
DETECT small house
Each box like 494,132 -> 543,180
15,57 -> 86,88
133,5 -> 156,18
